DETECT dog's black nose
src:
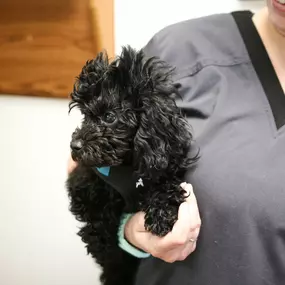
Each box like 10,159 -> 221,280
70,140 -> 83,151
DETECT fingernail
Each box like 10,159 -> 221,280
184,184 -> 193,197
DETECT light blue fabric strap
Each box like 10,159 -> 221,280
118,213 -> 151,258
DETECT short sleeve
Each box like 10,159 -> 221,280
142,21 -> 220,135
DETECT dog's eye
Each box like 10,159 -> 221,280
103,112 -> 117,124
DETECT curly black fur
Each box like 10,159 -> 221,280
66,46 -> 198,285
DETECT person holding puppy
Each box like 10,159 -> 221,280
68,1 -> 285,284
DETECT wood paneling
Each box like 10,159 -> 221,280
0,0 -> 114,98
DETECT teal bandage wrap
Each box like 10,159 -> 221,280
118,213 -> 151,258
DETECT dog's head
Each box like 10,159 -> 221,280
69,46 -> 193,178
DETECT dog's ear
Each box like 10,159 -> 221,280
68,51 -> 111,114
127,52 -> 192,179
133,87 -> 192,180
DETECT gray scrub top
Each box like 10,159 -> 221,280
135,11 -> 285,285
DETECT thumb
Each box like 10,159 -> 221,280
182,183 -> 196,205
170,201 -> 191,238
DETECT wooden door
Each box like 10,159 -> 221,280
0,0 -> 114,98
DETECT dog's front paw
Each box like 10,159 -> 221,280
144,205 -> 178,237
141,184 -> 187,237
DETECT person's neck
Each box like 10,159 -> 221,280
253,7 -> 285,92
253,7 -> 285,60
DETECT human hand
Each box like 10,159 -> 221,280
124,183 -> 201,263
67,155 -> 78,174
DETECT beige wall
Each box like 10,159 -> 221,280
0,1 -> 265,284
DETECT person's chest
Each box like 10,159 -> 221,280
191,117 -> 285,231
182,60 -> 285,282
186,58 -> 285,229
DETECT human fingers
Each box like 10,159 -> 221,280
168,201 -> 192,244
164,226 -> 200,262
67,155 -> 78,174
156,233 -> 198,263
176,238 -> 197,261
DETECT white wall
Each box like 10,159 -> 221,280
114,0 -> 265,52
0,1 -> 265,285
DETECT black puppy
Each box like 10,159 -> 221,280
66,46 -> 197,285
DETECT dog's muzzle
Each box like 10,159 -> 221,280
70,139 -> 83,151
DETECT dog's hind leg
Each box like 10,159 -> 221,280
66,166 -> 139,285
78,216 -> 140,285
100,249 -> 140,285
